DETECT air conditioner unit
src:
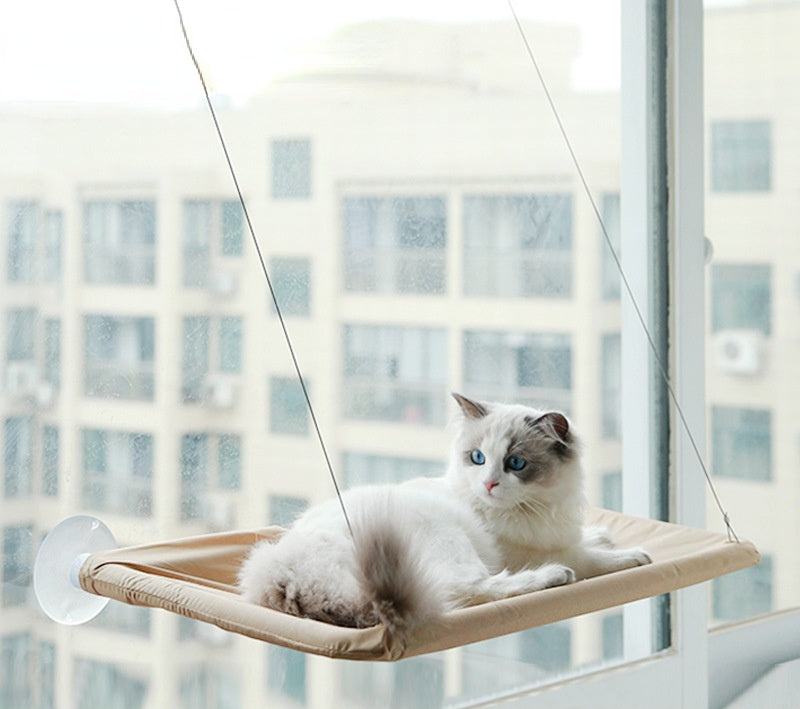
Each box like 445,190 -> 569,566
208,269 -> 238,297
5,361 -> 38,398
713,330 -> 765,375
204,374 -> 237,409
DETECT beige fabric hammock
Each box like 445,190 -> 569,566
78,507 -> 759,661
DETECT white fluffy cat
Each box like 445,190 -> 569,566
238,393 -> 652,642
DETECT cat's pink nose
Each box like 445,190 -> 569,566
484,480 -> 499,493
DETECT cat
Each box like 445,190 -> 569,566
237,393 -> 652,643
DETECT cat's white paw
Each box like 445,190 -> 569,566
615,547 -> 653,568
537,562 -> 576,589
630,548 -> 653,565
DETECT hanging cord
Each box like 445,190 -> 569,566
506,1 -> 738,543
171,0 -> 354,540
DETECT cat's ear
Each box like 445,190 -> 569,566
527,412 -> 571,446
452,393 -> 489,419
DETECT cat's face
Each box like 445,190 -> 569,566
448,393 -> 582,512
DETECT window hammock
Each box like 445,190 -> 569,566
33,0 -> 761,661
73,508 -> 757,661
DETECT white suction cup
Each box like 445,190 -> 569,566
34,515 -> 116,625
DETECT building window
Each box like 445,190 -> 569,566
182,200 -> 243,287
463,330 -> 572,412
83,200 -> 156,284
42,209 -> 63,283
218,434 -> 241,491
601,471 -> 622,512
339,656 -> 443,709
182,316 -> 209,403
343,324 -> 447,425
711,263 -> 771,335
74,658 -> 147,709
713,556 -> 773,621
180,433 -> 240,522
182,316 -> 242,404
4,417 -> 33,498
269,377 -> 309,435
180,433 -> 208,521
43,318 -> 61,391
270,257 -> 311,316
601,333 -> 621,439
84,315 -> 155,400
6,201 -> 37,283
461,624 -> 571,696
271,138 -> 311,199
0,634 -> 32,707
180,666 -> 240,709
5,308 -> 36,362
82,429 -> 153,517
268,645 -> 307,705
2,525 -> 33,607
600,193 -> 621,300
341,452 -> 444,487
218,316 -> 243,373
42,425 -> 59,496
342,196 -> 446,294
463,194 -> 572,298
711,120 -> 771,192
602,613 -> 623,660
711,406 -> 771,481
268,495 -> 308,527
36,641 -> 56,709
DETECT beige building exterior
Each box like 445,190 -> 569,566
0,4 -> 796,707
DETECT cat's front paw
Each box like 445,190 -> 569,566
538,562 -> 576,589
617,547 -> 652,568
630,548 -> 653,566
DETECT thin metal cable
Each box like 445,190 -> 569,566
506,0 -> 738,542
171,0 -> 354,539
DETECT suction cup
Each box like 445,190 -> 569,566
34,515 -> 116,625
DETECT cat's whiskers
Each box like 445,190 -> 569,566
516,497 -> 549,521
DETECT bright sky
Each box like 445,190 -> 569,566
0,0 -> 620,107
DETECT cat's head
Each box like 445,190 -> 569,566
447,393 -> 583,512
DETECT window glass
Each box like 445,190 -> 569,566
271,139 -> 311,199
710,263 -> 771,335
82,430 -> 153,517
343,196 -> 446,293
84,316 -> 155,400
463,330 -> 572,413
6,201 -> 37,283
463,194 -> 572,298
0,1 -> 695,706
710,120 -> 771,192
84,200 -> 156,285
41,425 -> 59,496
343,324 -> 448,425
705,1 -> 797,624
4,416 -> 33,497
270,257 -> 311,316
269,377 -> 309,435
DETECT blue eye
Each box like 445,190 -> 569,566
506,455 -> 526,472
470,449 -> 486,465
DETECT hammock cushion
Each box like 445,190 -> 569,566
78,507 -> 759,661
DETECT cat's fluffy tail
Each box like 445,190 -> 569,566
351,498 -> 448,645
